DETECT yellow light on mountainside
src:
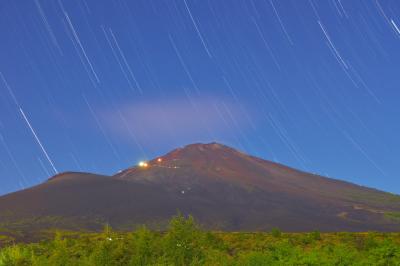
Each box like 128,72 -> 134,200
138,161 -> 148,168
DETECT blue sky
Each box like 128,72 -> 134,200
0,0 -> 399,195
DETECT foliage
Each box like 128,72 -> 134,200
385,212 -> 400,222
270,227 -> 282,238
0,215 -> 399,265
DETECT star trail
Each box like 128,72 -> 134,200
0,0 -> 399,195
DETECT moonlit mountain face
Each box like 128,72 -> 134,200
0,1 -> 400,197
0,143 -> 399,239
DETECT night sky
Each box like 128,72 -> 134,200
0,0 -> 399,196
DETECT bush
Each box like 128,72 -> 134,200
237,251 -> 274,266
367,239 -> 400,265
48,232 -> 72,266
163,214 -> 205,265
1,217 -> 399,265
0,245 -> 32,266
270,228 -> 281,238
130,226 -> 157,265
309,230 -> 321,241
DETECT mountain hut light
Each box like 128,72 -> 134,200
138,161 -> 148,168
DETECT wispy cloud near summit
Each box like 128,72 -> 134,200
101,96 -> 250,151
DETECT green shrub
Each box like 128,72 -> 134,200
0,245 -> 32,266
309,230 -> 321,241
367,239 -> 400,265
202,249 -> 232,266
163,214 -> 205,265
129,226 -> 157,265
270,228 -> 281,238
237,251 -> 273,266
0,217 -> 399,265
47,232 -> 72,266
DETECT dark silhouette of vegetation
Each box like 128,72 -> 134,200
271,227 -> 282,238
1,214 -> 400,265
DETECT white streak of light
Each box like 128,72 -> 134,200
64,12 -> 100,83
0,133 -> 27,185
318,20 -> 348,69
391,19 -> 400,35
183,0 -> 212,57
109,29 -> 143,94
0,72 -> 19,106
34,0 -> 63,55
37,157 -> 51,177
19,108 -> 58,174
169,35 -> 200,94
269,0 -> 294,45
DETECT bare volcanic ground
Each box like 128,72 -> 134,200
0,143 -> 399,237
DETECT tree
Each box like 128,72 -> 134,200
129,226 -> 156,266
163,214 -> 205,265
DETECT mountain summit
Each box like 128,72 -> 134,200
0,143 -> 399,235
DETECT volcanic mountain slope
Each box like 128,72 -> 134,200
0,143 -> 399,234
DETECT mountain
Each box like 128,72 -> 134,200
0,143 -> 399,237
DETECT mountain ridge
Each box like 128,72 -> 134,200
0,142 -> 399,235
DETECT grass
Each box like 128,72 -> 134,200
0,215 -> 399,265
345,190 -> 400,207
385,212 -> 400,222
